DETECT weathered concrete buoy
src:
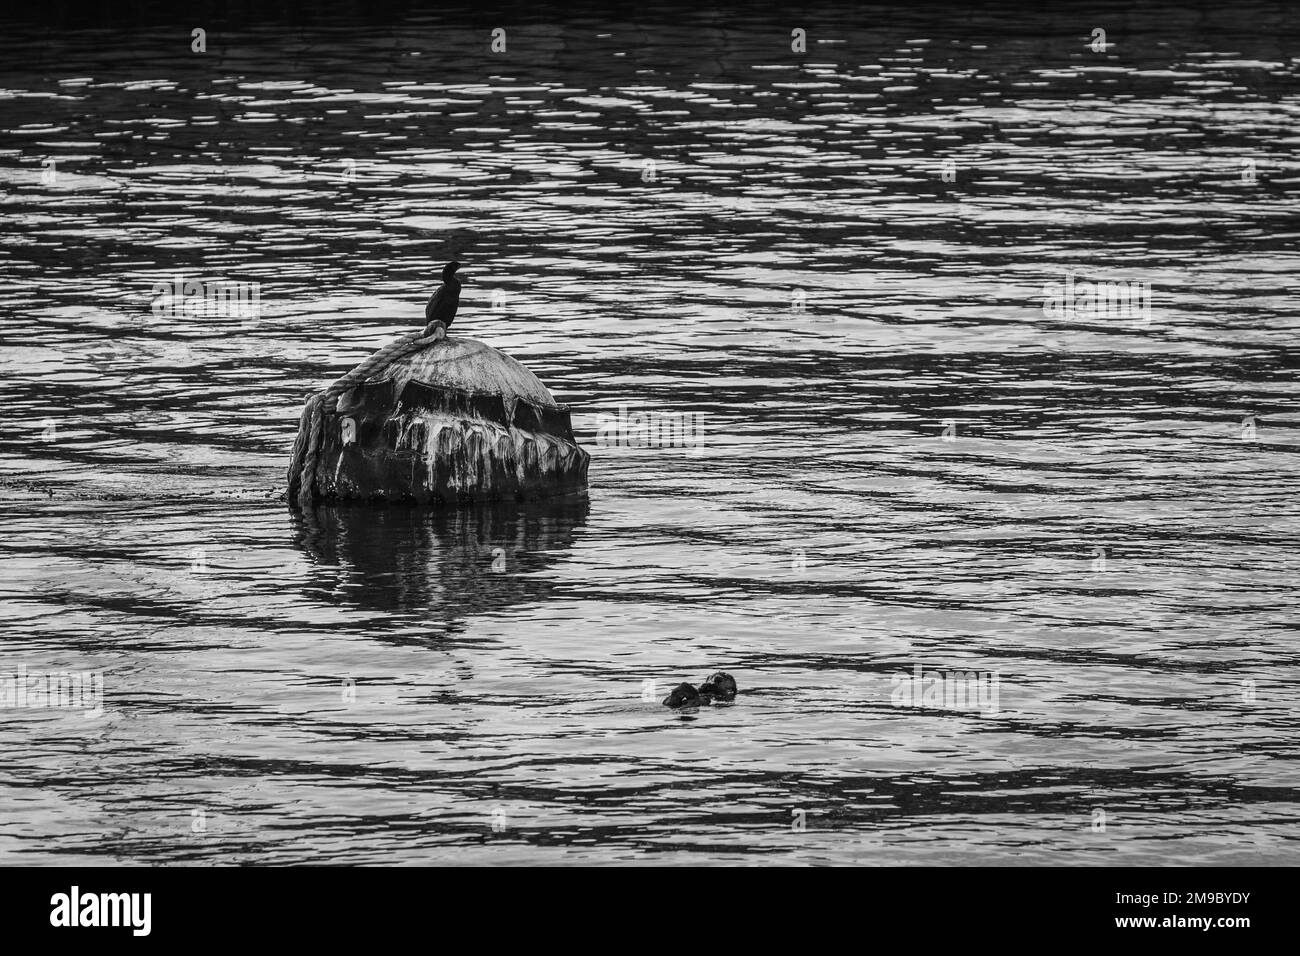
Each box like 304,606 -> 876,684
288,324 -> 589,504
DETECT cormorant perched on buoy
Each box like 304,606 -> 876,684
425,261 -> 465,332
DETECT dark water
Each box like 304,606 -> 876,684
1,2 -> 1298,864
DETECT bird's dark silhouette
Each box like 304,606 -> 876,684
425,261 -> 465,330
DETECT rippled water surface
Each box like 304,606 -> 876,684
1,2 -> 1298,865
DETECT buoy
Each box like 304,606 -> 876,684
287,324 -> 589,504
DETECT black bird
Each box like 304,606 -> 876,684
425,261 -> 466,331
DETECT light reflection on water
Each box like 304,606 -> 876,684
0,2 -> 1297,864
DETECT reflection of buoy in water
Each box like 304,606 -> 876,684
290,497 -> 589,618
287,323 -> 589,504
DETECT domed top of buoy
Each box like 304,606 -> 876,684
358,335 -> 559,409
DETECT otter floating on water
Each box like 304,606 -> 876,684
662,672 -> 738,708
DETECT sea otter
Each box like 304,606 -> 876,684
662,672 -> 738,708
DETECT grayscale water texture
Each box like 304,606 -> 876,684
0,2 -> 1297,864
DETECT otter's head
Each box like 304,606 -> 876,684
699,672 -> 738,701
662,682 -> 704,709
